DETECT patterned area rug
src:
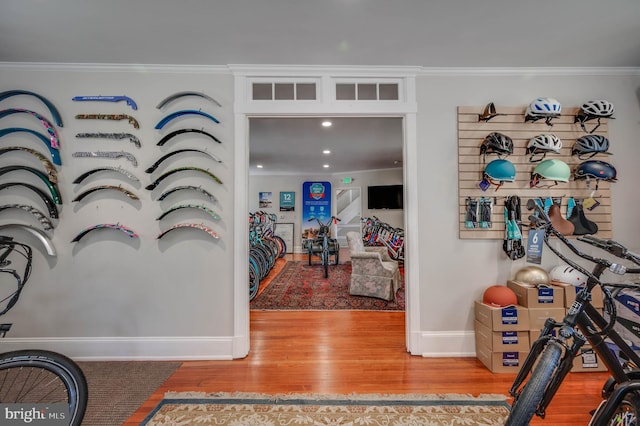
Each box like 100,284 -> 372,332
141,392 -> 509,425
250,261 -> 405,311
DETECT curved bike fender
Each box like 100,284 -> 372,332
0,127 -> 62,165
0,165 -> 62,204
156,128 -> 222,146
0,109 -> 60,148
0,223 -> 56,256
71,223 -> 139,243
156,91 -> 222,109
156,204 -> 220,221
0,90 -> 64,127
158,185 -> 217,202
156,223 -> 220,240
145,167 -> 223,190
72,185 -> 139,202
72,167 -> 139,184
154,110 -> 220,129
145,149 -> 222,173
0,204 -> 54,231
72,95 -> 138,111
0,147 -> 58,183
0,182 -> 59,219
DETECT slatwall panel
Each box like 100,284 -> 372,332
458,106 -> 613,240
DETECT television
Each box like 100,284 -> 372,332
367,185 -> 404,210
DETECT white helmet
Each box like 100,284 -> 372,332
526,134 -> 563,162
580,100 -> 615,119
525,98 -> 562,124
549,264 -> 588,286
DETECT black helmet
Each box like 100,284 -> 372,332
574,160 -> 617,182
480,132 -> 513,161
571,135 -> 611,159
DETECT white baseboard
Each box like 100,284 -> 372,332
0,336 -> 236,361
417,331 -> 477,357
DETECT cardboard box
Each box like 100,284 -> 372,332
553,281 -> 604,309
475,320 -> 530,352
475,341 -> 529,373
572,346 -> 609,372
507,280 -> 564,308
528,307 -> 566,331
474,300 -> 530,331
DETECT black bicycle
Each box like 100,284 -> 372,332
0,236 -> 88,425
307,216 -> 340,278
505,201 -> 640,426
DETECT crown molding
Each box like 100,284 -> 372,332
419,67 -> 640,76
0,62 -> 230,74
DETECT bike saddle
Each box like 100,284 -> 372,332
548,204 -> 575,236
568,203 -> 599,235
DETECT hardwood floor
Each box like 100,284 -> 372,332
124,254 -> 611,425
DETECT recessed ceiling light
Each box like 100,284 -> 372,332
323,164 -> 330,168
321,121 -> 332,127
323,149 -> 331,154
256,164 -> 263,168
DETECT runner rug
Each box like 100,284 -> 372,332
250,261 -> 405,311
141,392 -> 509,425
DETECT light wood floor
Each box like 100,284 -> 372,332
124,255 -> 611,425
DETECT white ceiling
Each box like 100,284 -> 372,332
2,0 -> 639,175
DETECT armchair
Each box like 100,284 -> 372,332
346,231 -> 401,301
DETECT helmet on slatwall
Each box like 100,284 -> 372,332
480,132 -> 514,160
526,134 -> 563,162
530,159 -> 570,187
571,135 -> 611,159
549,264 -> 589,286
514,266 -> 550,286
525,98 -> 562,125
483,159 -> 516,190
574,100 -> 615,133
574,160 -> 617,181
483,285 -> 518,307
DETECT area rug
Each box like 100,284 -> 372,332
141,392 -> 509,425
76,361 -> 181,425
250,261 -> 405,311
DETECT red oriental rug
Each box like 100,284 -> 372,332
250,261 -> 405,311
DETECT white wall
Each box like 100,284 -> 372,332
415,72 -> 640,354
249,168 -> 404,252
0,65 -> 236,359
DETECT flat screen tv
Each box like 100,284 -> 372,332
367,184 -> 404,210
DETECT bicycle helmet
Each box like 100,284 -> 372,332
571,135 -> 611,159
480,132 -> 514,161
478,102 -> 505,122
574,160 -> 617,181
525,98 -> 562,125
483,159 -> 516,190
549,264 -> 588,286
514,265 -> 550,286
530,159 -> 570,187
483,285 -> 518,307
575,100 -> 615,133
526,134 -> 563,162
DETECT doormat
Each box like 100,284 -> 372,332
141,392 -> 509,425
250,261 -> 405,311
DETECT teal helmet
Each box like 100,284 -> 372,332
530,159 -> 570,187
484,159 -> 516,189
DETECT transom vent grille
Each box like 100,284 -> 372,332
252,82 -> 316,100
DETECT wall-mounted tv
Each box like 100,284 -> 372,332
367,184 -> 404,210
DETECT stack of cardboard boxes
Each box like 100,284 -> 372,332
475,280 -> 608,373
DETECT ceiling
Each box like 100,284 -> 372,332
2,1 -> 639,175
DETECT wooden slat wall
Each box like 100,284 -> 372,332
458,106 -> 613,240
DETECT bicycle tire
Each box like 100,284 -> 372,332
506,341 -> 562,425
591,394 -> 639,426
323,251 -> 329,278
0,349 -> 88,426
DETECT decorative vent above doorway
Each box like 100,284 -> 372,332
251,80 -> 318,101
335,81 -> 399,101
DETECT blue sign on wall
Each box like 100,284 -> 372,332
302,181 -> 331,239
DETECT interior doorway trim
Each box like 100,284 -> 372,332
231,66 -> 421,357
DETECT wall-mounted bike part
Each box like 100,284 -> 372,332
75,113 -> 140,129
145,167 -> 223,190
0,182 -> 59,218
156,223 -> 220,240
0,90 -> 64,126
144,149 -> 221,174
75,132 -> 141,148
157,185 -> 217,202
156,128 -> 222,146
0,147 -> 58,183
0,128 -> 62,165
72,185 -> 139,202
154,110 -> 220,129
156,91 -> 222,109
72,95 -> 138,111
0,165 -> 62,203
156,204 -> 220,221
0,109 -> 60,148
72,151 -> 138,167
0,223 -> 56,256
72,167 -> 139,185
0,204 -> 54,231
71,223 -> 139,243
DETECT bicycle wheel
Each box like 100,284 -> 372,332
506,341 -> 562,426
590,394 -> 640,426
322,251 -> 329,278
0,349 -> 88,426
